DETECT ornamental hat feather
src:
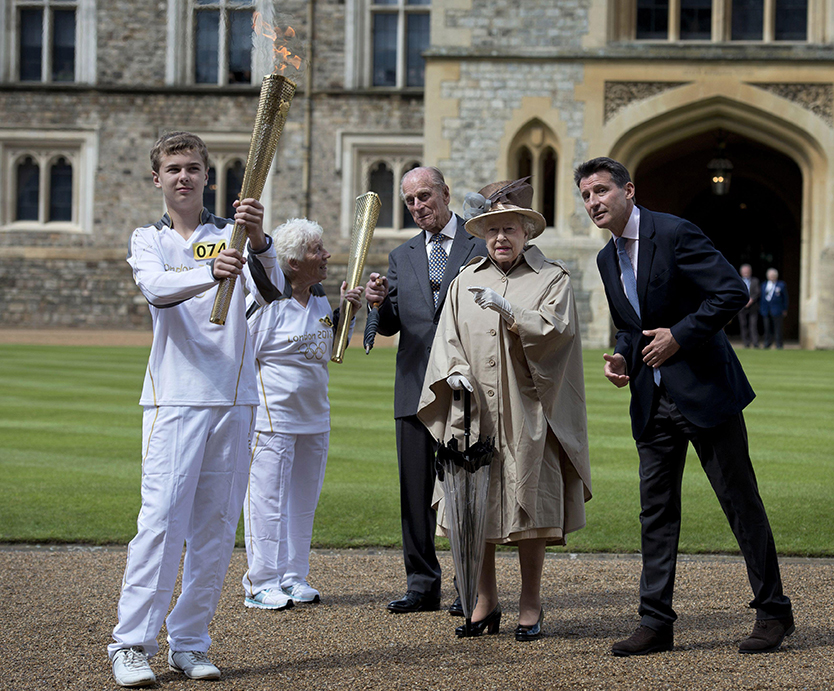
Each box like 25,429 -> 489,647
462,177 -> 546,239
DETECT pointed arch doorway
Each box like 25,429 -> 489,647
633,130 -> 801,343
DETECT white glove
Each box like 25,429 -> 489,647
447,373 -> 473,392
468,286 -> 514,323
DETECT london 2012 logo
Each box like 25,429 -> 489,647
298,341 -> 326,360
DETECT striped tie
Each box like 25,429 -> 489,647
428,233 -> 447,308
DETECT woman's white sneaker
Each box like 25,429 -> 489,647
284,581 -> 321,603
168,650 -> 221,680
112,647 -> 156,688
244,587 -> 294,610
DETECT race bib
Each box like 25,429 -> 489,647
192,240 -> 227,261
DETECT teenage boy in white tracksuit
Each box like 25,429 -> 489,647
108,131 -> 281,688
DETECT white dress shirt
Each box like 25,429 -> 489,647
612,205 -> 641,297
424,214 -> 458,259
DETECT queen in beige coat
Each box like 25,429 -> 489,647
417,179 -> 591,641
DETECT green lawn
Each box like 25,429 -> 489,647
0,344 -> 832,556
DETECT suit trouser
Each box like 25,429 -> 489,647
762,312 -> 784,349
109,405 -> 254,659
738,306 -> 759,347
242,430 -> 329,596
395,415 -> 442,596
635,387 -> 791,632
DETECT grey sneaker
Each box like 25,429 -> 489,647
284,580 -> 321,603
244,587 -> 294,610
112,647 -> 156,688
168,650 -> 221,680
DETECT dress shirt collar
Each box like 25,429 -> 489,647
425,214 -> 458,246
611,205 -> 640,243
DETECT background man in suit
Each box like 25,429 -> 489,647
574,157 -> 793,657
760,268 -> 789,349
365,167 -> 487,613
738,264 -> 760,348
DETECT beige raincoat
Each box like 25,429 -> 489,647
417,245 -> 591,545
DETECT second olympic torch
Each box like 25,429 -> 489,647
210,74 -> 297,325
331,192 -> 382,364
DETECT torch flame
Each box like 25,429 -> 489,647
253,12 -> 303,75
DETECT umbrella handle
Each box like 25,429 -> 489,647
463,388 -> 471,451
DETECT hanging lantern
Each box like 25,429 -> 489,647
708,139 -> 733,196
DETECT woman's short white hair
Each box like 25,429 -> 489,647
272,217 -> 323,274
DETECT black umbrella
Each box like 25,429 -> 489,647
435,389 -> 495,636
364,305 -> 380,354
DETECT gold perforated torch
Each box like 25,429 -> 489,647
210,15 -> 299,325
331,192 -> 382,363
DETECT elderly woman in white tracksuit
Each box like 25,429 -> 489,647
242,218 -> 361,610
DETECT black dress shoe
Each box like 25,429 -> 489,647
455,604 -> 501,637
612,625 -> 673,657
387,591 -> 441,613
515,608 -> 544,642
739,614 -> 795,653
449,596 -> 464,617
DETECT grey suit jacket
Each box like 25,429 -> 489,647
376,215 -> 487,418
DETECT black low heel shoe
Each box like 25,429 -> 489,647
455,605 -> 502,638
515,608 -> 544,642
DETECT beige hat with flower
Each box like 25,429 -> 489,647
462,177 -> 546,239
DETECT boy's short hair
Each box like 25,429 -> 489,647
150,131 -> 210,173
573,157 -> 632,189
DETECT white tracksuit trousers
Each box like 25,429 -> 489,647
108,405 -> 254,660
242,430 -> 329,596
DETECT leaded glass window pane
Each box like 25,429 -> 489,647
732,0 -> 764,40
52,9 -> 76,82
369,162 -> 394,227
775,0 -> 808,40
372,13 -> 397,87
636,0 -> 668,39
20,9 -> 43,81
542,148 -> 556,227
680,0 -> 711,39
195,10 -> 219,84
49,157 -> 73,221
225,160 -> 245,219
16,157 -> 40,221
406,13 -> 429,87
228,10 -> 253,84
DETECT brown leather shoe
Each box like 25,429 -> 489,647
612,625 -> 673,657
739,614 -> 795,654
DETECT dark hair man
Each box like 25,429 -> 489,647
575,156 -> 793,657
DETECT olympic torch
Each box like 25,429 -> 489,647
331,192 -> 382,363
209,74 -> 296,325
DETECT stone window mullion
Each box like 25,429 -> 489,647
669,0 -> 681,40
763,0 -> 776,40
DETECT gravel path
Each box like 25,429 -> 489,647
1,547 -> 831,690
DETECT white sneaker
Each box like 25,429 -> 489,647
284,580 -> 321,603
168,650 -> 221,680
112,647 -> 156,688
244,587 -> 294,610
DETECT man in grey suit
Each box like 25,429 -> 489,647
738,264 -> 760,348
365,167 -> 487,613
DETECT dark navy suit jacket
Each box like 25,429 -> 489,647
759,280 -> 789,316
597,206 -> 755,440
376,215 -> 487,418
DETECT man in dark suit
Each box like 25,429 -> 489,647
760,267 -> 789,349
365,167 -> 487,613
574,157 -> 793,656
738,263 -> 760,348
